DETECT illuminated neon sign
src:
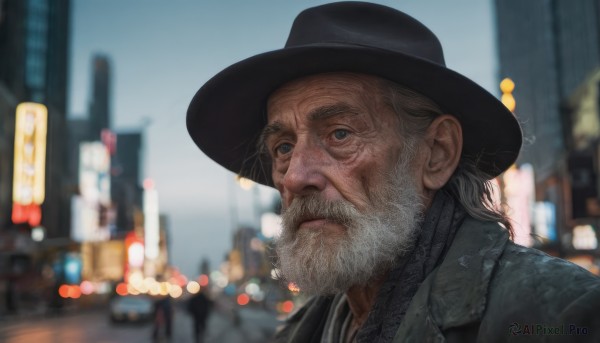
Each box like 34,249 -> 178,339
143,178 -> 159,260
12,102 -> 47,226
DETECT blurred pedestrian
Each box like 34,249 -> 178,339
152,295 -> 173,341
186,290 -> 213,343
5,279 -> 17,314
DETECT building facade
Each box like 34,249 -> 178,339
0,0 -> 71,315
88,55 -> 111,140
496,0 -> 600,178
0,0 -> 71,238
495,0 -> 600,260
111,131 -> 143,235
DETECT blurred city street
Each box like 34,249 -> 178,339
1,1 -> 600,341
0,298 -> 281,343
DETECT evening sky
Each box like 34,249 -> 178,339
69,0 -> 498,277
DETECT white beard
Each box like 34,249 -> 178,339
275,156 -> 424,295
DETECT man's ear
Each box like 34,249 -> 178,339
421,115 -> 463,191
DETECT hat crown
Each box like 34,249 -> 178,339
286,2 -> 445,66
187,1 -> 522,186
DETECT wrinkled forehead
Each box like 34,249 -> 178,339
266,72 -> 387,120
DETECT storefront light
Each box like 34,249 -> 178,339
573,225 -> 598,250
31,226 -> 45,241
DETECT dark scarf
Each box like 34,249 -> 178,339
355,190 -> 466,343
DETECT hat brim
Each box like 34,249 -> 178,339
187,44 -> 522,187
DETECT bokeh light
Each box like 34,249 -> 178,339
159,282 -> 170,296
128,242 -> 144,267
245,282 -> 260,295
127,284 -> 140,295
116,282 -> 128,296
68,285 -> 81,299
237,293 -> 250,306
198,274 -> 209,287
169,285 -> 183,298
500,77 -> 515,93
80,280 -> 94,295
58,284 -> 70,298
59,285 -> 84,299
187,281 -> 200,294
236,176 -> 255,190
282,300 -> 294,313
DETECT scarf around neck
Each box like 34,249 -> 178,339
354,190 -> 466,343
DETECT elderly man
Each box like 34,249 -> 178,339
187,2 -> 600,342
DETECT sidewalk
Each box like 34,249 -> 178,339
0,302 -> 96,323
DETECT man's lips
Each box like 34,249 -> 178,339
298,218 -> 327,229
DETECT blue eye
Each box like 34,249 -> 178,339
275,143 -> 292,155
333,129 -> 349,140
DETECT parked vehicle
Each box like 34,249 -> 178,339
109,295 -> 153,323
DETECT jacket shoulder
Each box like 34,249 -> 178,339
479,241 -> 600,339
493,241 -> 599,298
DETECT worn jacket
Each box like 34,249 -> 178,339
276,218 -> 600,342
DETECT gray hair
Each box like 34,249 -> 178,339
378,79 -> 514,236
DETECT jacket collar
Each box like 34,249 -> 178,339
428,217 -> 510,329
393,218 -> 510,341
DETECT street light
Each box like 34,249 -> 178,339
500,77 -> 516,112
235,175 -> 255,191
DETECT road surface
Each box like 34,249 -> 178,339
0,303 -> 280,343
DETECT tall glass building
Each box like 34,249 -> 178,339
495,0 -> 600,179
495,0 -> 600,257
0,0 -> 71,237
88,55 -> 111,140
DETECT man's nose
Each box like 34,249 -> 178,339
281,142 -> 327,196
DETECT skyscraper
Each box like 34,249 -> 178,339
111,131 -> 143,234
88,55 -> 111,140
0,0 -> 71,237
0,0 -> 71,315
67,55 -> 144,237
495,0 -> 600,179
495,0 -> 600,253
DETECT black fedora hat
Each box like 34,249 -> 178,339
187,1 -> 522,186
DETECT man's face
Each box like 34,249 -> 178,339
266,72 -> 409,217
265,73 -> 425,294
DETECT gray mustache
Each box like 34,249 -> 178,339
281,195 -> 359,231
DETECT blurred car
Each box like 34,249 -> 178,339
109,295 -> 153,323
